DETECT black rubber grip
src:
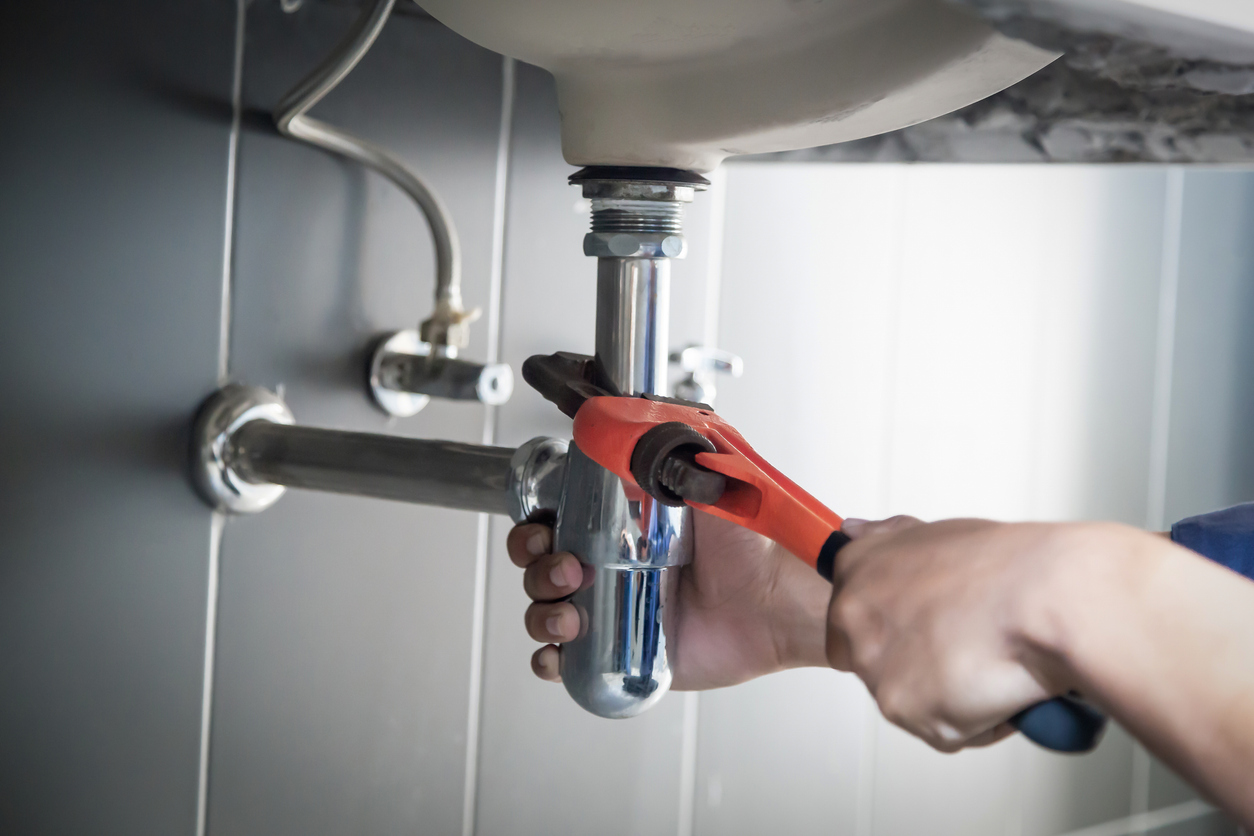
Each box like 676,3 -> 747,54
816,530 -> 852,581
1010,694 -> 1107,753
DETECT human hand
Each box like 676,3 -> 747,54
826,516 -> 1128,752
507,511 -> 832,691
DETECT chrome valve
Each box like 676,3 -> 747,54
670,344 -> 743,406
369,329 -> 514,418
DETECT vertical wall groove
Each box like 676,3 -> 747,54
1132,167 -> 1185,830
196,512 -> 226,836
463,55 -> 515,836
856,166 -> 911,836
677,690 -> 701,836
215,0 -> 245,387
1146,168 -> 1186,534
197,3 -> 246,834
699,166 -> 728,351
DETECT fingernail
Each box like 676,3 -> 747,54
549,560 -> 571,589
546,613 -> 564,638
842,518 -> 869,537
526,531 -> 549,556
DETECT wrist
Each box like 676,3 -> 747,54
1011,523 -> 1152,695
766,545 -> 833,671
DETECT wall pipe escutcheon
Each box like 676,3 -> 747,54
191,384 -> 565,522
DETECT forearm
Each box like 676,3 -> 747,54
1026,525 -> 1254,827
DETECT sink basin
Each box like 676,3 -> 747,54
419,0 -> 1056,170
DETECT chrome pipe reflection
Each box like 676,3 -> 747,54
231,421 -> 518,516
557,441 -> 691,716
556,180 -> 697,716
190,384 -> 566,521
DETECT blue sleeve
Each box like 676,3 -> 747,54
1170,502 -> 1254,582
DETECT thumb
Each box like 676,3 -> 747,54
842,515 -> 925,540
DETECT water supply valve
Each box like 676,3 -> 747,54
369,329 -> 514,418
670,344 -> 743,405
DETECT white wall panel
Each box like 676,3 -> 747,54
699,165 -> 907,836
712,164 -> 1192,836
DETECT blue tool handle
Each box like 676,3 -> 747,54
1010,694 -> 1107,753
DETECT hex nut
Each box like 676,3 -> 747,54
609,234 -> 642,257
583,232 -> 688,259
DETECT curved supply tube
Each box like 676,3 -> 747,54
273,0 -> 476,348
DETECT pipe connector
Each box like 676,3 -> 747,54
191,385 -> 564,522
418,299 -> 481,351
571,166 -> 707,265
583,232 -> 687,259
507,437 -> 569,524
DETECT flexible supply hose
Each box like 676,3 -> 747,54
273,0 -> 476,347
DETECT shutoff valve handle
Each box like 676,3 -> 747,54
522,352 -> 1107,754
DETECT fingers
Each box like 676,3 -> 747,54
510,523 -> 578,685
531,645 -> 561,682
506,523 -> 553,568
523,551 -> 584,602
525,601 -> 580,643
965,722 -> 1017,748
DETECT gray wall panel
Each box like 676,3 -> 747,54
0,1 -> 235,833
205,6 -> 503,835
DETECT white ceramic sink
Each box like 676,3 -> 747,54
419,0 -> 1057,171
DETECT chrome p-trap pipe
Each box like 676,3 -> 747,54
552,167 -> 708,719
191,385 -> 566,522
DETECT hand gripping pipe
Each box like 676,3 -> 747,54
553,167 -> 708,718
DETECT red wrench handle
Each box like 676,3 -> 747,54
572,396 -> 847,577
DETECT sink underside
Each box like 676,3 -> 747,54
420,0 -> 1058,171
